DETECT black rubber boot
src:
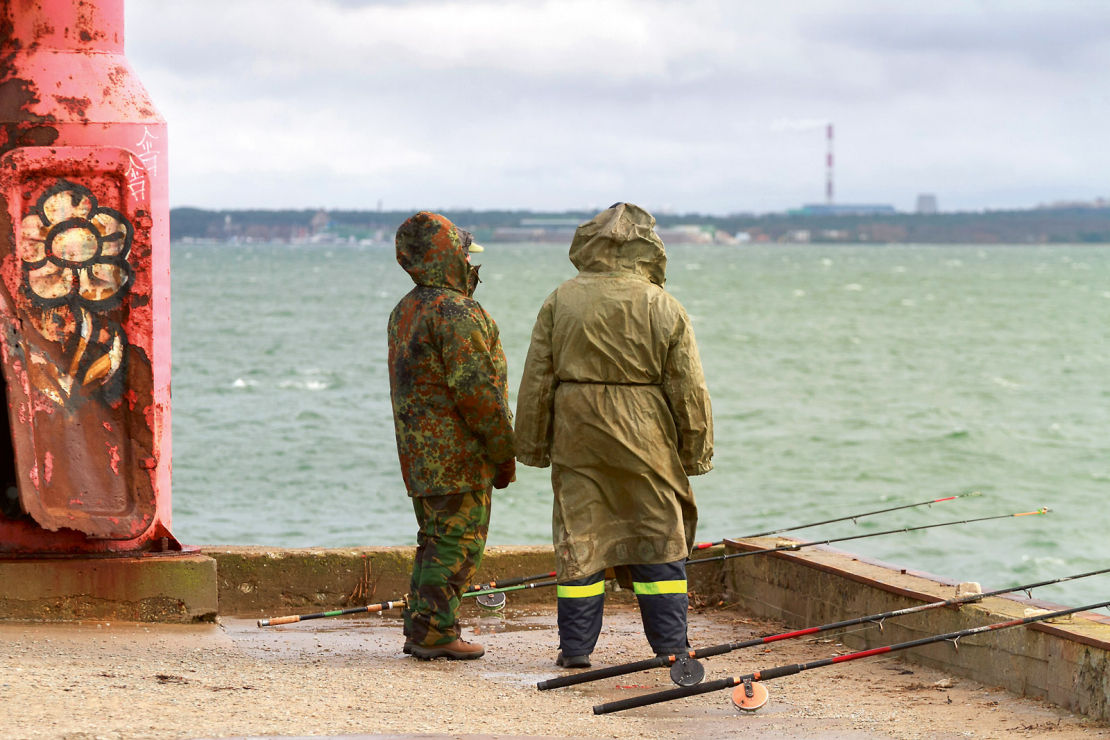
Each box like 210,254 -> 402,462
556,650 -> 592,668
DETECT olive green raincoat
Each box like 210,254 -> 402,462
515,204 -> 714,581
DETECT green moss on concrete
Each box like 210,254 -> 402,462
0,555 -> 218,623
207,545 -> 728,617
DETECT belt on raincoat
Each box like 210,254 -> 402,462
558,380 -> 662,386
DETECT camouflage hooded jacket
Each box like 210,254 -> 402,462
388,212 -> 515,497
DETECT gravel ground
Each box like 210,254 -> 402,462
1,601 -> 1107,740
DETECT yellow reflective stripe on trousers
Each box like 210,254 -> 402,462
632,580 -> 688,596
557,581 -> 606,598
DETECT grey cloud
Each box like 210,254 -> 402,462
125,0 -> 1110,212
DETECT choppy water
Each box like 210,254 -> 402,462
172,242 -> 1110,608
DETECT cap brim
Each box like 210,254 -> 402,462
468,243 -> 485,253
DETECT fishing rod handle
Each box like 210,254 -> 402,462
260,615 -> 300,627
692,643 -> 736,659
754,663 -> 804,682
593,676 -> 735,715
538,656 -> 667,690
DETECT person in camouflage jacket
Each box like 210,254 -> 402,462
388,211 -> 516,660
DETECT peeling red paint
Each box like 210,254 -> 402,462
33,20 -> 56,46
52,94 -> 91,118
0,0 -> 173,553
31,390 -> 55,414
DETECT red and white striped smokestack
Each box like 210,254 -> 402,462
826,123 -> 834,205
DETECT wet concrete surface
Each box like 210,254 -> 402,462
1,601 -> 1107,740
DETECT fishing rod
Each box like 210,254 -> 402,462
436,507 -> 1039,612
691,508 -> 1050,567
468,571 -> 556,593
593,598 -> 1110,715
469,493 -> 982,598
257,580 -> 559,627
258,596 -> 410,627
538,562 -> 1110,691
259,507 -> 1041,627
470,580 -> 558,610
692,491 -> 982,551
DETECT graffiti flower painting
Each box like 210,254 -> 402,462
20,180 -> 134,310
18,180 -> 134,404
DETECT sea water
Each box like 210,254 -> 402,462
171,242 -> 1110,608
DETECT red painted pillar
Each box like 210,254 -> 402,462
0,0 -> 174,553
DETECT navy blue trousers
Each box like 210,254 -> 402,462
557,560 -> 689,657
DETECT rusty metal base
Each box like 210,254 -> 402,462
0,553 -> 217,623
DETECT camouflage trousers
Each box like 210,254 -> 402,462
403,487 -> 491,646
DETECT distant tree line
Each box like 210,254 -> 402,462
170,206 -> 1110,244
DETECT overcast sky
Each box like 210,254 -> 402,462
127,0 -> 1110,214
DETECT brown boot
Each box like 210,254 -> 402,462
409,638 -> 485,661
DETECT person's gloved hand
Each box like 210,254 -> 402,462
493,458 -> 516,489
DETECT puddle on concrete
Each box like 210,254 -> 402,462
467,618 -> 552,635
264,615 -> 553,636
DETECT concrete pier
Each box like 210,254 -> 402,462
4,540 -> 1110,738
0,554 -> 217,623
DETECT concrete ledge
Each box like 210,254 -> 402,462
0,554 -> 218,623
205,544 -> 728,618
722,536 -> 1110,723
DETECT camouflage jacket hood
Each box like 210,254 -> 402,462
569,203 -> 667,287
395,212 -> 476,295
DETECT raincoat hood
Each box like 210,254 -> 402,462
569,203 -> 667,287
396,212 -> 478,295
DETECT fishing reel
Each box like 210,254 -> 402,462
669,656 -> 705,687
475,591 -> 507,612
731,678 -> 769,712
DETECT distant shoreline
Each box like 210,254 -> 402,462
171,206 -> 1110,246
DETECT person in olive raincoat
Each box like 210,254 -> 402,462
388,211 -> 516,661
515,203 -> 714,668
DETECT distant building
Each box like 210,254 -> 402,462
519,218 -> 583,227
781,229 -> 811,243
1037,197 -> 1109,210
916,194 -> 938,214
713,229 -> 739,245
794,204 -> 897,216
311,209 -> 330,234
491,227 -> 575,242
655,225 -> 714,244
